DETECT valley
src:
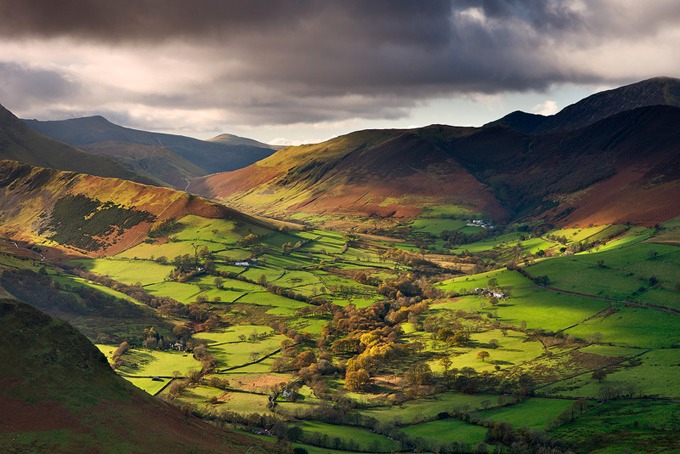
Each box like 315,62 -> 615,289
0,78 -> 679,453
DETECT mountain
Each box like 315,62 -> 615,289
0,298 -> 266,453
0,103 -> 147,183
25,116 -> 277,187
208,132 -> 283,150
190,103 -> 680,228
72,140 -> 206,189
488,76 -> 680,133
0,160 -> 267,257
189,127 -> 509,221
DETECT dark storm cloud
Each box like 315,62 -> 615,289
0,62 -> 81,110
1,1 -> 678,127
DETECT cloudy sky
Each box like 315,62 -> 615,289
1,0 -> 679,145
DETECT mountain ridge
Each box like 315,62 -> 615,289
191,103 -> 680,228
25,115 -> 276,186
487,76 -> 680,133
0,103 -> 148,183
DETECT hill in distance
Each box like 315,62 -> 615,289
0,103 -> 148,183
0,299 -> 267,453
191,78 -> 680,229
208,132 -> 284,150
25,116 -> 277,188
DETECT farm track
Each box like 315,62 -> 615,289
218,347 -> 283,373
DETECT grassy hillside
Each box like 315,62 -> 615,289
0,299 -> 269,453
80,141 -> 207,188
190,128 -> 507,224
0,160 -> 267,256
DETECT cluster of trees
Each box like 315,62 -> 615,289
69,267 -> 188,319
440,228 -> 490,247
147,218 -> 183,238
169,247 -> 215,282
379,247 -> 440,273
377,273 -> 444,300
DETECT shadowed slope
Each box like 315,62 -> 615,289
488,76 -> 680,133
0,103 -> 146,183
0,299 -> 268,453
26,116 -> 276,181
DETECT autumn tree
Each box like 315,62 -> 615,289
345,368 -> 370,391
477,350 -> 490,362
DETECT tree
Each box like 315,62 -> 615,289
439,356 -> 453,373
451,331 -> 470,346
213,277 -> 224,289
489,339 -> 500,349
477,351 -> 490,362
345,368 -> 370,391
287,426 -> 304,442
487,278 -> 499,290
406,362 -> 433,387
592,369 -> 608,382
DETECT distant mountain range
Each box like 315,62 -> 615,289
24,116 -> 277,188
207,132 -> 285,150
190,77 -> 680,227
0,103 -> 149,183
2,77 -> 679,228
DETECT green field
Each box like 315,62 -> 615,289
551,400 -> 680,453
400,418 -> 488,447
438,269 -> 610,331
96,344 -> 201,378
478,397 -> 575,430
72,258 -> 172,285
541,349 -> 680,399
359,393 -> 494,425
298,421 -> 400,453
565,305 -> 680,348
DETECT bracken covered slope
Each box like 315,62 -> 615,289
0,160 -> 268,256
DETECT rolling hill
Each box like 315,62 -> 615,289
0,103 -> 147,183
190,127 -> 509,222
208,132 -> 284,150
25,116 -> 276,187
190,80 -> 680,228
0,160 -> 269,257
0,298 -> 267,453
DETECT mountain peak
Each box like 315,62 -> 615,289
488,76 -> 680,134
